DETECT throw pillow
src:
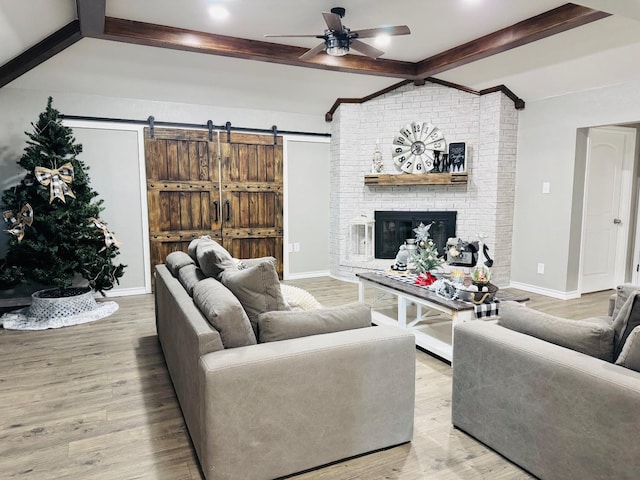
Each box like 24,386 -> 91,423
615,325 -> 640,372
239,256 -> 276,269
280,284 -> 322,311
192,277 -> 257,348
196,238 -> 236,279
178,264 -> 206,296
165,251 -> 195,277
498,301 -> 615,362
220,259 -> 289,335
612,292 -> 640,360
257,302 -> 371,343
187,235 -> 213,262
612,284 -> 640,321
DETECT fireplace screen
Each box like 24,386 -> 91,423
374,211 -> 456,259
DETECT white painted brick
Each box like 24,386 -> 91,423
330,84 -> 518,282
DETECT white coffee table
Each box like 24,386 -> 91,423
357,271 -> 528,362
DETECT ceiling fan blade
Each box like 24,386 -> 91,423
322,11 -> 343,31
264,34 -> 322,38
299,42 -> 327,60
351,25 -> 411,39
350,39 -> 384,59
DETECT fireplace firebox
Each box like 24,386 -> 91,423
374,211 -> 456,259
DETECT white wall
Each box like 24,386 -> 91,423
71,126 -> 147,294
512,79 -> 640,297
0,87 -> 329,293
285,139 -> 330,278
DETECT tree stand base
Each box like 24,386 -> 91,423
0,287 -> 119,330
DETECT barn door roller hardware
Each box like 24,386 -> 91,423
148,115 -> 155,138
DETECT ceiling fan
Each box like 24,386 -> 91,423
264,7 -> 411,60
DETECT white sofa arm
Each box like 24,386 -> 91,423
198,325 -> 415,480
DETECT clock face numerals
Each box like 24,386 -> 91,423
392,122 -> 446,174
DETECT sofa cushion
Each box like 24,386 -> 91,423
220,259 -> 289,335
192,277 -> 257,348
615,325 -> 640,372
612,292 -> 640,360
196,238 -> 237,279
498,301 -> 615,361
165,251 -> 195,277
612,284 -> 640,321
257,302 -> 371,343
178,264 -> 206,296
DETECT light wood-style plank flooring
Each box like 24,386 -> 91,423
0,278 -> 613,479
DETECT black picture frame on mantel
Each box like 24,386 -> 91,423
449,142 -> 466,172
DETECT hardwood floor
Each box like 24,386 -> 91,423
0,278 -> 613,479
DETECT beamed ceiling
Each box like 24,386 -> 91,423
1,1 -> 640,119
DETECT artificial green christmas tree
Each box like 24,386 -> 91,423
0,97 -> 125,293
411,222 -> 445,273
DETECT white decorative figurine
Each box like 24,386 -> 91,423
371,140 -> 384,173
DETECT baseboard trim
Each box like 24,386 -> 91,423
285,270 -> 331,281
102,287 -> 150,298
509,281 -> 581,300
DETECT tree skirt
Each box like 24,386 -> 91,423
0,288 -> 119,331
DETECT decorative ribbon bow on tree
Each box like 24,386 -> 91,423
34,162 -> 76,203
2,203 -> 34,242
90,217 -> 122,249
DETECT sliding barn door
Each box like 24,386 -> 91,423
144,128 -> 221,279
219,133 -> 284,277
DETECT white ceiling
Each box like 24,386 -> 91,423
2,0 -> 640,117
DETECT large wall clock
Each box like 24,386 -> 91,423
392,122 -> 446,174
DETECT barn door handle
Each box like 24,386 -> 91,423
225,200 -> 231,222
213,200 -> 219,223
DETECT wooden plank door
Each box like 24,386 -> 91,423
219,133 -> 284,277
144,128 -> 221,279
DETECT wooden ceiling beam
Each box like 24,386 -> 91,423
77,0 -> 106,36
413,3 -> 611,79
100,17 -> 416,79
0,2 -> 610,101
0,21 -> 82,88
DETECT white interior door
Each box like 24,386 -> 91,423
581,126 -> 636,293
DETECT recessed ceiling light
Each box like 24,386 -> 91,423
374,34 -> 391,47
208,5 -> 229,20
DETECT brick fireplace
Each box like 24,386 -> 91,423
329,81 -> 518,286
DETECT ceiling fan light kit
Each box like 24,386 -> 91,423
264,7 -> 410,60
325,33 -> 350,57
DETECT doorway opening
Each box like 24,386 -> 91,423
577,125 -> 639,293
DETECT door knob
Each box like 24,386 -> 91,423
614,218 -> 622,224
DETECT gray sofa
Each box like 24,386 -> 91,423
452,287 -> 640,480
154,247 -> 416,480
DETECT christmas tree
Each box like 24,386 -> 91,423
0,97 -> 125,293
411,222 -> 445,273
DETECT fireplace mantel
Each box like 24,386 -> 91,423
364,172 -> 467,186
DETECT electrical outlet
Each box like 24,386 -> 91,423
293,242 -> 300,252
542,182 -> 551,194
288,243 -> 294,253
537,263 -> 545,274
